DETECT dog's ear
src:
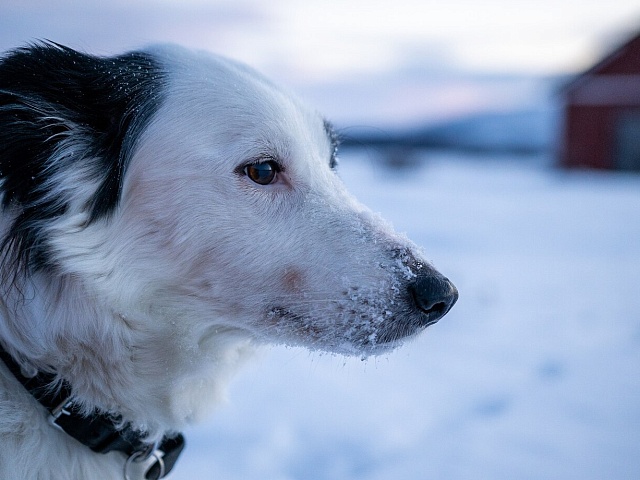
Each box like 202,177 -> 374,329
0,42 -> 165,272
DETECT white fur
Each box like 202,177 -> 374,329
0,45 -> 452,479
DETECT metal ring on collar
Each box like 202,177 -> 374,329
124,449 -> 165,480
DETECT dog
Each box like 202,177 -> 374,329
0,42 -> 458,479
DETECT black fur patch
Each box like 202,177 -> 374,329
0,42 -> 165,272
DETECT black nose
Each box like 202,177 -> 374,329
408,273 -> 458,327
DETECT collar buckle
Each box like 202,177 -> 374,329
48,396 -> 73,430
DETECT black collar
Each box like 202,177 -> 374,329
0,344 -> 185,480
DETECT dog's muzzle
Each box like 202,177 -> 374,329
408,272 -> 458,327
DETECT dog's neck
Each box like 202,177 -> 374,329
0,342 -> 185,479
0,270 -> 253,426
0,269 -> 254,474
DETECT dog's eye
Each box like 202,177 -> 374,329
245,161 -> 278,185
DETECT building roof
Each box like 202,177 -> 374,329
561,31 -> 640,96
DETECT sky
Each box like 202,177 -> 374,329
1,1 -> 639,124
3,0 -> 639,76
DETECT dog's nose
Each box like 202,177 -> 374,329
408,273 -> 458,327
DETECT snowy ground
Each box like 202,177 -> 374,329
170,151 -> 640,480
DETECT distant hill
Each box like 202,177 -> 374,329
339,107 -> 559,155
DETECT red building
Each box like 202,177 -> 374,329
559,32 -> 640,170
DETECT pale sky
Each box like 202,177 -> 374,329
3,0 -> 639,77
2,0 -> 639,124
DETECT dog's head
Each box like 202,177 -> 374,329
0,43 -> 457,359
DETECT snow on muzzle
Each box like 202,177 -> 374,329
262,244 -> 458,356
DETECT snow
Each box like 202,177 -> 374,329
169,151 -> 640,480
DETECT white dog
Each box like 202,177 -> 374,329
0,43 -> 457,479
